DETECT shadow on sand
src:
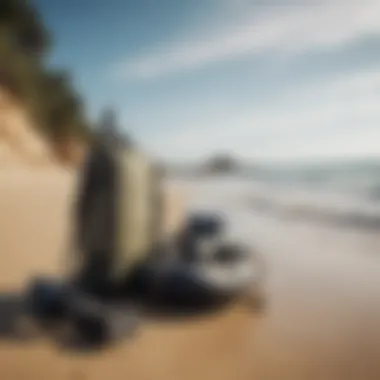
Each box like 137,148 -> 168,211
0,292 -> 39,343
0,289 -> 241,352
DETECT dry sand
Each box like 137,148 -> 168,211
0,170 -> 256,380
1,172 -> 380,380
0,89 -> 55,168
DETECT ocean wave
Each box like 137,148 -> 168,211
249,185 -> 380,230
168,175 -> 380,231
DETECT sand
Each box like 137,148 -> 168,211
0,170 -> 255,380
1,173 -> 380,380
0,89 -> 54,167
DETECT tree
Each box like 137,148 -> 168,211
0,0 -> 91,150
0,0 -> 50,58
41,70 -> 87,137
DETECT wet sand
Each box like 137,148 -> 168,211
0,174 -> 380,379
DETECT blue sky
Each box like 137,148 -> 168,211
33,0 -> 380,162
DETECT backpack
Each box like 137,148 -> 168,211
75,142 -> 163,286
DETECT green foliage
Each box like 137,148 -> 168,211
0,0 -> 51,58
0,0 -> 91,142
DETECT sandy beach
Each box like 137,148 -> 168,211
0,173 -> 380,379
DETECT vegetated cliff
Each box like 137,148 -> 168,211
0,88 -> 88,168
0,87 -> 53,167
0,0 -> 91,168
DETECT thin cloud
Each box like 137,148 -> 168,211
113,0 -> 380,80
143,67 -> 380,160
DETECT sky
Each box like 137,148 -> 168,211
33,0 -> 380,163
